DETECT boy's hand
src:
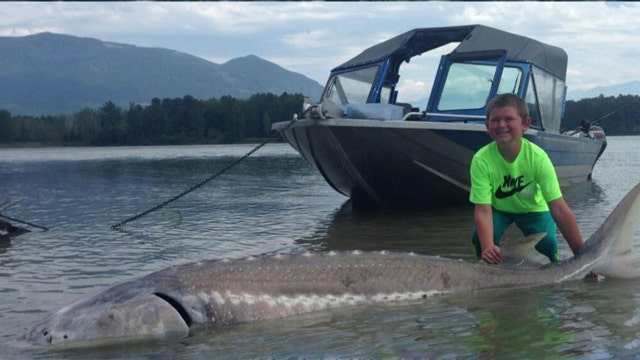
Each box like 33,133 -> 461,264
481,245 -> 502,264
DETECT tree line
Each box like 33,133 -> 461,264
0,93 -> 303,146
563,94 -> 640,135
0,93 -> 639,146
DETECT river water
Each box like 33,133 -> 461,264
1,137 -> 640,359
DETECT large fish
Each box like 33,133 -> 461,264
27,182 -> 640,347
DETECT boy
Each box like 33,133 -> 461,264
470,93 -> 584,264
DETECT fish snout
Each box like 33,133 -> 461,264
27,323 -> 73,345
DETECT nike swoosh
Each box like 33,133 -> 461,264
495,182 -> 532,199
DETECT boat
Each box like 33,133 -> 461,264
0,199 -> 34,236
0,219 -> 28,237
0,199 -> 39,238
271,25 -> 607,209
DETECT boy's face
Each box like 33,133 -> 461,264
485,105 -> 531,144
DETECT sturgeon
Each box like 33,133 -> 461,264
27,181 -> 640,347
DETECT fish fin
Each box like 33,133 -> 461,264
587,181 -> 640,278
501,233 -> 549,265
593,251 -> 640,278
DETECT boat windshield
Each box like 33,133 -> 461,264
325,66 -> 385,105
437,63 -> 522,111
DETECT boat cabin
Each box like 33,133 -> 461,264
316,24 -> 568,134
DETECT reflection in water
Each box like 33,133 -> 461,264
298,178 -> 610,261
297,201 -> 477,258
0,235 -> 10,254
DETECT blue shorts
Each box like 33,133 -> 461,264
471,208 -> 560,262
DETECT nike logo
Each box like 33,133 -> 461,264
495,175 -> 531,199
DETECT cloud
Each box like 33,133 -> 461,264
281,29 -> 331,49
0,2 -> 639,89
189,2 -> 345,35
396,79 -> 430,106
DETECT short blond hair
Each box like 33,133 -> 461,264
486,93 -> 528,122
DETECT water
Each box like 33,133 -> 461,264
1,138 -> 640,359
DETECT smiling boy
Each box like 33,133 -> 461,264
469,93 -> 585,264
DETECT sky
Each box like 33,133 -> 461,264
2,2 -> 639,102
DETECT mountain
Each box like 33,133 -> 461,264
566,81 -> 640,101
0,32 -> 324,116
219,55 -> 322,99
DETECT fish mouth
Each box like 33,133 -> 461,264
26,293 -> 192,347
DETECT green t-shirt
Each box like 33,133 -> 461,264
469,138 -> 562,213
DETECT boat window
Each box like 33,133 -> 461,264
438,63 -> 494,110
325,66 -> 379,105
497,67 -> 522,95
326,77 -> 347,105
531,67 -> 565,133
525,75 -> 543,129
379,86 -> 391,104
437,63 -> 522,111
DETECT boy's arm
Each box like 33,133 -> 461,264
548,197 -> 584,255
474,204 -> 502,264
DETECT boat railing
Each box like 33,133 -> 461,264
401,112 -> 424,121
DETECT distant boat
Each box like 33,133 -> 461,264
0,199 -> 32,236
272,25 -> 607,209
0,219 -> 29,237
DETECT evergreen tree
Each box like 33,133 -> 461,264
0,109 -> 13,142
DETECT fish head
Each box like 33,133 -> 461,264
27,282 -> 190,347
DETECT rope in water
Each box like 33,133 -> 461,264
111,115 -> 299,230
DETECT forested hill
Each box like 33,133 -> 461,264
0,32 -> 324,116
0,93 -> 638,148
563,95 -> 640,135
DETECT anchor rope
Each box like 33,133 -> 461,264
111,115 -> 298,230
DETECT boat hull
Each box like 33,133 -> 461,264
273,118 -> 606,208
